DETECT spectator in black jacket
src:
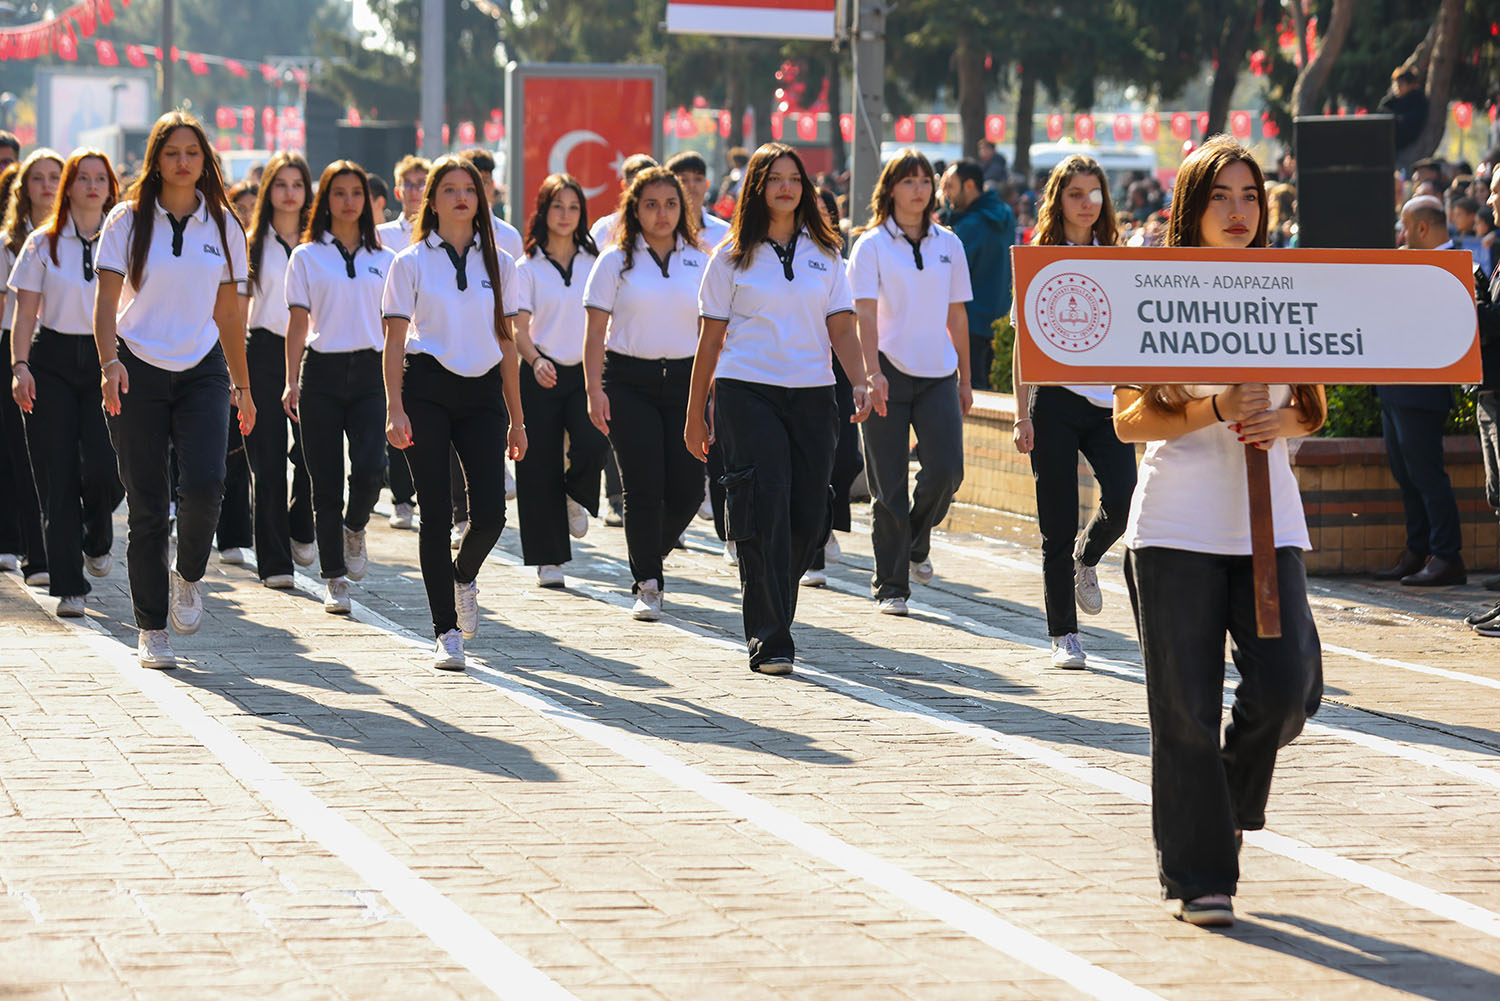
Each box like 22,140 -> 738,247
1379,69 -> 1429,154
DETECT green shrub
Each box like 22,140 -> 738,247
989,313 -> 1014,393
1319,384 -> 1478,437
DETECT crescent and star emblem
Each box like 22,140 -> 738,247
548,130 -> 625,198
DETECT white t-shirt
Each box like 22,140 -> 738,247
376,215 -> 415,252
285,235 -> 395,354
583,235 -> 706,360
699,230 -> 855,388
491,214 -> 524,260
96,197 -> 248,372
1,223 -> 35,332
1122,384 -> 1311,555
8,224 -> 101,335
588,211 -> 620,252
516,248 -> 595,367
247,231 -> 295,335
848,219 -> 972,378
382,232 -> 519,378
696,212 -> 731,253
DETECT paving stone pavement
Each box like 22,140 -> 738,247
3,493 -> 1500,1000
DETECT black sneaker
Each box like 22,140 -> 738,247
1175,894 -> 1234,927
1465,601 -> 1500,627
1474,620 -> 1500,638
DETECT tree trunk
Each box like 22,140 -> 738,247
1013,65 -> 1036,179
1399,0 -> 1463,164
1204,7 -> 1254,138
827,58 -> 846,172
956,35 -> 986,159
1292,0 -> 1356,117
1400,20 -> 1438,78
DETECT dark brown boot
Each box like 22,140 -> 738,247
1402,555 -> 1468,587
1374,549 -> 1426,581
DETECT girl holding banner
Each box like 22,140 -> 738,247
1113,136 -> 1324,927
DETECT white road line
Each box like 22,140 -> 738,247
5,579 -> 576,1001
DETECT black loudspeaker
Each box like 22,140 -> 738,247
1293,115 -> 1396,249
303,89 -> 342,177
334,123 -> 419,181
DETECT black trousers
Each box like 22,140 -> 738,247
1479,390 -> 1499,512
215,402 -> 254,551
401,353 -> 509,637
809,358 -> 863,571
244,328 -> 314,579
714,378 -> 836,667
968,332 -> 993,390
23,328 -> 123,597
516,359 -> 608,565
860,355 -> 964,600
0,328 -> 45,573
1381,401 -> 1462,560
1125,545 -> 1323,901
106,341 -> 230,630
387,443 -> 416,506
297,348 -> 386,579
602,351 -> 701,591
1029,386 -> 1138,636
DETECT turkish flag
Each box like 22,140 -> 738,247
520,74 -> 657,227
187,52 -> 209,75
96,40 -> 118,66
126,44 -> 147,67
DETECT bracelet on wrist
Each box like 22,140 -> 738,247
102,358 -> 123,374
1210,394 -> 1225,422
11,360 -> 29,371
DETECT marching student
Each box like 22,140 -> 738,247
1113,136 -> 1324,928
382,154 -> 526,669
94,110 -> 255,669
514,173 -> 607,586
848,149 -> 973,615
1,148 -> 63,589
227,179 -> 257,228
0,161 -> 21,574
684,142 -> 872,675
458,148 -> 524,260
243,151 -> 316,587
283,161 -> 395,615
666,151 -> 731,252
583,167 -> 706,620
376,154 -> 430,529
215,175 -> 260,567
589,153 -> 659,250
1012,154 -> 1138,669
8,149 -> 124,617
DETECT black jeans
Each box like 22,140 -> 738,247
216,401 -> 254,551
860,356 -> 964,600
714,378 -> 836,667
244,328 -> 314,579
1479,390 -> 1499,512
23,329 -> 124,597
1380,401 -> 1461,560
401,353 -> 509,637
0,328 -> 46,572
516,359 -> 608,565
1125,545 -> 1323,901
602,351 -> 701,591
968,332 -> 993,390
107,341 -> 230,630
297,348 -> 387,579
1029,386 -> 1138,636
387,443 -> 416,506
809,358 -> 863,571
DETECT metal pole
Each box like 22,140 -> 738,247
161,0 -> 174,111
420,0 -> 445,158
849,0 -> 885,229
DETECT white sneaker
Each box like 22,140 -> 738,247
1051,633 -> 1087,669
343,526 -> 368,581
697,485 -> 714,522
24,571 -> 50,589
291,540 -> 316,567
450,520 -> 468,551
84,552 -> 112,577
56,595 -> 85,618
631,580 -> 662,621
800,568 -> 827,587
877,597 -> 909,616
0,553 -> 19,572
910,559 -> 934,585
323,577 -> 351,615
824,531 -> 841,564
724,540 -> 738,566
1074,559 -> 1103,615
219,547 -> 248,566
505,462 -> 517,501
433,629 -> 465,670
455,578 -> 480,639
263,573 -> 296,590
169,570 -> 203,635
537,564 -> 566,589
604,500 -> 623,527
389,502 -> 415,530
137,629 -> 176,669
565,497 -> 589,539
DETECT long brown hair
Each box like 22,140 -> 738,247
247,151 -> 313,292
523,173 -> 598,258
614,167 -> 696,272
727,142 -> 841,268
122,111 -> 237,292
855,148 -> 936,239
1031,155 -> 1120,248
1142,137 -> 1324,429
42,150 -> 118,265
413,155 -> 511,342
302,160 -> 380,250
4,148 -> 64,255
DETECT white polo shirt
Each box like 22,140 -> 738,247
96,196 -> 248,372
588,212 -> 620,251
699,229 -> 854,388
1,223 -> 34,332
491,214 -> 524,260
8,224 -> 102,335
848,219 -> 972,379
516,248 -> 595,367
376,215 -> 415,252
285,235 -> 395,354
246,231 -> 295,335
697,212 -> 731,253
382,232 -> 520,378
583,235 -> 706,360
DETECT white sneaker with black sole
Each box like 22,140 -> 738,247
455,579 -> 480,639
84,552 -> 112,577
343,527 -> 368,581
1051,632 -> 1087,669
632,581 -> 662,621
291,540 -> 316,567
1074,558 -> 1103,615
56,595 -> 85,618
323,577 -> 351,615
138,629 -> 176,669
389,502 -> 415,530
169,570 -> 203,635
565,498 -> 589,539
433,630 -> 465,670
537,564 -> 565,588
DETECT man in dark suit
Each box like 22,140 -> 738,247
1375,197 -> 1466,586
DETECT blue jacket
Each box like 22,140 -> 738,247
948,189 -> 1016,337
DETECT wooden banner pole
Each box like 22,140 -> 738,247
1244,445 -> 1281,638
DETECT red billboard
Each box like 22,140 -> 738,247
666,0 -> 837,39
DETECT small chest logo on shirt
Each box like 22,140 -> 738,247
481,279 -> 493,289
939,254 -> 952,264
682,258 -> 701,268
202,243 -> 222,257
367,266 -> 384,278
805,259 -> 828,273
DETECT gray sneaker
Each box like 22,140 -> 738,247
631,581 -> 663,621
84,552 -> 112,577
291,540 -> 316,567
169,570 -> 203,634
56,595 -> 86,618
1074,559 -> 1103,615
343,526 -> 368,580
910,559 -> 934,585
389,502 -> 415,530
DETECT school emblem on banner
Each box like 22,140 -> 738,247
1032,273 -> 1111,353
